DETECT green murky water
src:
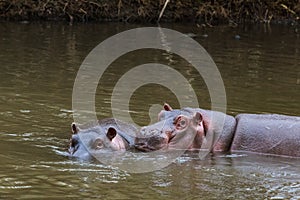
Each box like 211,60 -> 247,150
0,22 -> 299,199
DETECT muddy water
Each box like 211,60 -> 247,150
0,22 -> 299,199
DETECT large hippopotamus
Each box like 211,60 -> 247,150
135,103 -> 300,157
68,118 -> 138,159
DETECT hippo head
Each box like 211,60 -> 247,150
68,123 -> 125,159
135,104 -> 206,151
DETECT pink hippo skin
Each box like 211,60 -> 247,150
68,118 -> 138,159
135,103 -> 236,152
135,111 -> 205,151
136,103 -> 300,157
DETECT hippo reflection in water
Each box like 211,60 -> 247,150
68,118 -> 138,159
135,103 -> 300,157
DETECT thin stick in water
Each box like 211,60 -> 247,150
157,0 -> 170,23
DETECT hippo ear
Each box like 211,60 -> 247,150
71,122 -> 79,134
193,112 -> 206,136
193,112 -> 203,124
106,127 -> 117,141
163,103 -> 173,111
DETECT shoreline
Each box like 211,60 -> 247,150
0,0 -> 299,26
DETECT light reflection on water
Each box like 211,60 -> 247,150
0,22 -> 299,199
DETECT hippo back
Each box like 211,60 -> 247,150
231,114 -> 300,157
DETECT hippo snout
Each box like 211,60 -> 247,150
135,129 -> 169,151
140,127 -> 162,136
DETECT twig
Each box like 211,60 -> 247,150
157,0 -> 169,23
280,4 -> 296,15
89,1 -> 101,7
117,0 -> 122,17
42,0 -> 50,11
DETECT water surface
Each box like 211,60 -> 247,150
0,22 -> 299,199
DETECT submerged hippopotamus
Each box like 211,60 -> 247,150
68,118 -> 138,159
135,109 -> 209,151
135,103 -> 300,157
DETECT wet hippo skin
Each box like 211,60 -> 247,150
135,104 -> 238,152
68,118 -> 138,159
231,114 -> 300,157
137,103 -> 300,157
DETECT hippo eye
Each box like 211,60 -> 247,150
96,141 -> 104,149
180,120 -> 186,126
93,139 -> 104,149
95,142 -> 103,149
174,116 -> 187,129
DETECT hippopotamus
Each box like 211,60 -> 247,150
135,110 -> 206,151
135,103 -> 300,157
68,118 -> 138,159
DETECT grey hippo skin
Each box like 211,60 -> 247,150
232,114 -> 300,157
136,103 -> 300,157
68,118 -> 138,159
